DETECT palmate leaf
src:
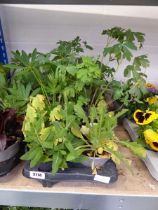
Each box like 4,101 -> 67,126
134,55 -> 150,68
124,41 -> 137,50
122,46 -> 133,61
3,82 -> 40,114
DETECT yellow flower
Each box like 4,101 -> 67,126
145,83 -> 157,89
146,96 -> 158,105
144,129 -> 158,151
133,109 -> 158,125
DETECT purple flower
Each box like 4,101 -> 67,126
147,87 -> 158,94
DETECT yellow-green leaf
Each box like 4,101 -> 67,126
121,141 -> 146,158
105,140 -> 118,151
49,105 -> 62,122
40,127 -> 51,141
31,94 -> 45,111
71,126 -> 83,139
22,104 -> 37,134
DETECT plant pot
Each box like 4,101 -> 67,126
0,141 -> 21,176
23,159 -> 118,187
123,118 -> 158,182
81,156 -> 109,168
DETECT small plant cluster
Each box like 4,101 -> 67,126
133,84 -> 158,151
0,27 -> 148,174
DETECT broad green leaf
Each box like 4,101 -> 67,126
65,140 -> 74,152
125,41 -> 137,50
21,147 -> 41,161
124,65 -> 132,77
30,147 -> 43,168
66,152 -> 76,161
71,126 -> 83,139
42,141 -> 54,149
52,152 -> 62,175
122,46 -> 133,61
113,89 -> 123,100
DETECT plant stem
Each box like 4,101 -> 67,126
30,67 -> 50,107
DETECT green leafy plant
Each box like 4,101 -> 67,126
51,36 -> 93,65
22,95 -> 146,174
0,65 -> 39,115
44,56 -> 107,108
99,27 -> 150,117
21,95 -> 85,175
3,27 -> 150,175
71,100 -> 146,170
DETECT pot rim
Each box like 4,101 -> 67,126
0,141 -> 20,162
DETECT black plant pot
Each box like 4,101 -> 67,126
0,141 -> 21,177
23,159 -> 118,187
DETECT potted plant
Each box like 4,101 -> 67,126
21,95 -> 146,178
0,65 -> 39,176
133,94 -> 158,151
21,95 -> 86,175
123,90 -> 158,181
3,27 -> 150,182
71,99 -> 146,173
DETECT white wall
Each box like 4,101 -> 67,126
0,4 -> 158,84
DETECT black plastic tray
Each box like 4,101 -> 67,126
0,153 -> 20,177
23,159 -> 118,187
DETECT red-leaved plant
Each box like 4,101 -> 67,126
0,109 -> 23,151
